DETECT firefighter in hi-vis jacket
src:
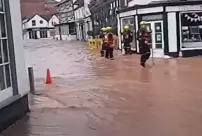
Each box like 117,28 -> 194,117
122,25 -> 133,55
104,27 -> 115,60
137,21 -> 152,67
99,27 -> 107,57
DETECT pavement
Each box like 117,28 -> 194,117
1,39 -> 202,136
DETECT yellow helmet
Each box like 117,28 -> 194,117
106,27 -> 112,31
102,27 -> 107,31
140,21 -> 146,25
124,25 -> 130,30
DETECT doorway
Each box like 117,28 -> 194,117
145,21 -> 164,58
121,17 -> 136,51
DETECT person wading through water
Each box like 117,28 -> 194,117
137,21 -> 152,67
99,27 -> 107,57
105,27 -> 116,60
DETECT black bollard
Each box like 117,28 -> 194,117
28,67 -> 35,94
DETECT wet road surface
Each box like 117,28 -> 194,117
2,39 -> 202,136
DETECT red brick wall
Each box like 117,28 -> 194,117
20,0 -> 58,18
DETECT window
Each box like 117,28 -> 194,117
0,0 -> 3,11
39,20 -> 43,24
181,12 -> 202,43
0,0 -> 11,91
121,17 -> 136,49
32,20 -> 36,26
69,23 -> 76,35
40,30 -> 47,38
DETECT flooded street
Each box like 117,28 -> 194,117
2,39 -> 202,136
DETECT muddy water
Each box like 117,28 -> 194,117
2,39 -> 202,136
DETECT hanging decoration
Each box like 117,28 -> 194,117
184,13 -> 202,22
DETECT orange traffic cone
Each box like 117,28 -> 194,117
46,69 -> 52,84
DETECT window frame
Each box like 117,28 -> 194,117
39,20 -> 43,24
1,0 -> 19,96
180,11 -> 202,43
0,0 -> 15,98
32,20 -> 36,26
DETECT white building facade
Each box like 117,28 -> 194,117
0,0 -> 29,132
83,0 -> 92,40
22,14 -> 59,39
75,4 -> 85,41
74,0 -> 92,41
55,0 -> 77,41
117,0 -> 202,58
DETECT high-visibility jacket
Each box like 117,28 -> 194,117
103,32 -> 114,44
122,30 -> 133,43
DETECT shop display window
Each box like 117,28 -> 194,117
181,12 -> 202,42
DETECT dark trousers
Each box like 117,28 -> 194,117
100,43 -> 106,57
105,46 -> 114,59
140,47 -> 151,64
124,42 -> 131,54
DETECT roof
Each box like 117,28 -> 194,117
20,0 -> 58,18
74,0 -> 84,10
22,14 -> 54,23
74,0 -> 84,6
40,15 -> 53,21
118,0 -> 202,13
88,0 -> 115,12
56,0 -> 72,6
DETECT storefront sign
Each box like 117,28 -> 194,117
166,5 -> 202,12
179,5 -> 202,11
142,14 -> 163,21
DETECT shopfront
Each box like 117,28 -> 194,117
117,0 -> 202,58
0,0 -> 29,132
180,12 -> 202,49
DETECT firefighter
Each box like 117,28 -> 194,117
137,21 -> 152,67
100,27 -> 107,57
122,25 -> 133,55
105,27 -> 115,60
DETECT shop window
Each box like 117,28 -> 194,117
181,12 -> 202,43
0,2 -> 11,91
121,17 -> 136,49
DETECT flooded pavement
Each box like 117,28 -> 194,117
2,39 -> 202,136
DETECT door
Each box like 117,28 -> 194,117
121,17 -> 136,51
145,21 -> 164,58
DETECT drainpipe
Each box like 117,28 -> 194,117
59,26 -> 62,40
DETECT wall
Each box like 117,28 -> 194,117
75,7 -> 84,20
9,0 -> 29,96
54,25 -> 77,41
23,31 -> 29,40
48,15 -> 59,28
167,12 -> 178,53
27,15 -> 48,29
84,17 -> 92,40
128,0 -> 155,6
55,34 -> 77,40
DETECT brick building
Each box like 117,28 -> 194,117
20,0 -> 58,18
